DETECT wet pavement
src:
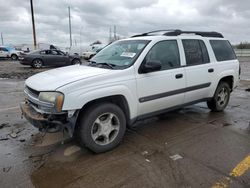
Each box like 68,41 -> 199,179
0,59 -> 249,188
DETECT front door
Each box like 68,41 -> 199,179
136,40 -> 186,116
0,47 -> 9,57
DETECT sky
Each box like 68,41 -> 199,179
0,0 -> 249,47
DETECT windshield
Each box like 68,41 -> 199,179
91,40 -> 149,69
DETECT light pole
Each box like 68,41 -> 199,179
80,25 -> 84,56
1,32 -> 3,45
68,6 -> 72,48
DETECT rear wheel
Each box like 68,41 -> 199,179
32,59 -> 43,68
11,54 -> 18,61
207,82 -> 230,112
71,59 -> 81,65
78,103 -> 126,153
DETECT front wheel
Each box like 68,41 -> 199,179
78,103 -> 126,153
207,82 -> 230,112
11,54 -> 18,60
71,59 -> 81,65
32,59 -> 43,68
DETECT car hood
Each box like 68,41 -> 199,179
25,65 -> 111,91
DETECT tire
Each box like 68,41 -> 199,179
32,59 -> 43,68
207,82 -> 230,112
11,54 -> 18,61
71,58 -> 81,65
78,103 -> 126,153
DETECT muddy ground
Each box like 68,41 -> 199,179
0,58 -> 249,188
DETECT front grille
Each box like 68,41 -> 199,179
25,86 -> 40,98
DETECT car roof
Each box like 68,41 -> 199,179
120,30 -> 227,42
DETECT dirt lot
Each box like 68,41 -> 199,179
0,58 -> 249,188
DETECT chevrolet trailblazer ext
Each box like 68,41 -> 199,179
21,30 -> 240,153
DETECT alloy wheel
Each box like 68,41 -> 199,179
91,113 -> 120,146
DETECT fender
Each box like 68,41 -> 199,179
60,84 -> 138,120
209,69 -> 236,97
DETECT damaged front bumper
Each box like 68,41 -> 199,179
20,102 -> 78,137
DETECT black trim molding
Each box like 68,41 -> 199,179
139,82 -> 211,103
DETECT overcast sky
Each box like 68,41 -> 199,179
0,0 -> 249,47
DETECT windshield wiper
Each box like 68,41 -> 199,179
88,61 -> 116,69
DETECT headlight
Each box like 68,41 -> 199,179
38,92 -> 64,112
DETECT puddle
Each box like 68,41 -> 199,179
32,132 -> 70,147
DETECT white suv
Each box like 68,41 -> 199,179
20,30 -> 240,153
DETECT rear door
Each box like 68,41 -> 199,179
136,40 -> 186,116
182,39 -> 214,103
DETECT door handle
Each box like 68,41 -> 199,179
208,68 -> 214,73
175,74 -> 183,79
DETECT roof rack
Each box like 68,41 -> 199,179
131,29 -> 224,38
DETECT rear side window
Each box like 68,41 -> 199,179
182,39 -> 210,66
210,40 -> 236,61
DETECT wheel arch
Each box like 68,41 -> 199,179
218,75 -> 234,92
71,58 -> 81,64
75,95 -> 131,131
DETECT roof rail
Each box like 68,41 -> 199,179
131,30 -> 176,37
131,29 -> 224,38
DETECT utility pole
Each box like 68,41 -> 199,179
30,0 -> 37,49
114,25 -> 116,41
1,32 -> 3,45
68,6 -> 72,47
109,26 -> 112,43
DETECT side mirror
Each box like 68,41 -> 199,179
141,60 -> 162,73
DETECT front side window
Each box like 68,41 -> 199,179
0,48 -> 8,52
144,40 -> 180,70
40,50 -> 46,55
182,39 -> 210,65
210,40 -> 236,61
58,51 -> 65,55
91,40 -> 149,69
51,50 -> 59,55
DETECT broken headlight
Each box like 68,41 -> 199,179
38,92 -> 64,112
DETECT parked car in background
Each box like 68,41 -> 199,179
0,46 -> 22,60
82,44 -> 105,60
0,46 -> 10,58
19,49 -> 81,68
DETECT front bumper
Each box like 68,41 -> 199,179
20,102 -> 78,136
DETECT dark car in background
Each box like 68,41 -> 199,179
19,49 -> 81,68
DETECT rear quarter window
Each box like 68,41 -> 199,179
210,40 -> 236,61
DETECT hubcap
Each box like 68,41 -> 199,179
91,113 -> 120,145
217,87 -> 228,107
73,60 -> 80,65
34,60 -> 42,68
